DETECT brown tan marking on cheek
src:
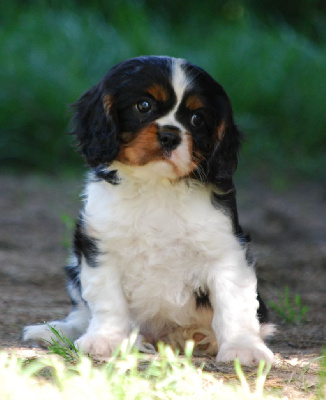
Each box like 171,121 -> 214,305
117,123 -> 163,166
146,84 -> 168,102
185,95 -> 204,111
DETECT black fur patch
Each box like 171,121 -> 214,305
73,218 -> 99,268
211,190 -> 255,266
211,188 -> 241,235
65,264 -> 81,287
195,286 -> 212,308
94,167 -> 120,185
257,292 -> 269,324
65,264 -> 82,305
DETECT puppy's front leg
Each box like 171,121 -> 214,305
75,261 -> 130,360
209,261 -> 274,366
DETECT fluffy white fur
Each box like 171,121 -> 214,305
24,166 -> 274,365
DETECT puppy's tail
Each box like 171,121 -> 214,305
260,323 -> 276,340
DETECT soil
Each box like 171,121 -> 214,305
0,173 -> 325,398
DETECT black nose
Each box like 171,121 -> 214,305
158,131 -> 181,152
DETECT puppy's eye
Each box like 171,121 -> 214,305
191,113 -> 204,127
136,100 -> 151,113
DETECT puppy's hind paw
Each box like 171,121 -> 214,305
23,324 -> 55,348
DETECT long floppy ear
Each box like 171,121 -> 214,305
206,97 -> 242,192
71,83 -> 119,167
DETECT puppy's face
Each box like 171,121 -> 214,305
73,56 -> 240,185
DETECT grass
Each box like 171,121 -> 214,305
1,1 -> 326,180
319,349 -> 326,399
2,325 -> 325,398
1,329 -> 280,399
47,325 -> 79,363
269,286 -> 309,324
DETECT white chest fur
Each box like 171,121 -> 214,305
82,174 -> 246,324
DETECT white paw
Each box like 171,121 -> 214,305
216,341 -> 274,366
74,333 -> 125,360
23,324 -> 56,347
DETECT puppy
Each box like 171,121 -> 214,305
24,56 -> 274,365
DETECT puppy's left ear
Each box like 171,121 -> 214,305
72,83 -> 119,167
205,95 -> 242,192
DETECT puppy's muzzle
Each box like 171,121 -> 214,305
158,127 -> 181,153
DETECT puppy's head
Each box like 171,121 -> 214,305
72,56 -> 240,188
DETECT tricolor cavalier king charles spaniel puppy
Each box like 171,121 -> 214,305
24,56 -> 274,366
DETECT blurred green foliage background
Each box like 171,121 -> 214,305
1,0 -> 326,181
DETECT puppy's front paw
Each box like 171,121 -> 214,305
75,333 -> 125,360
216,341 -> 274,366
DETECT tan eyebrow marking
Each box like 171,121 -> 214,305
185,94 -> 204,111
146,84 -> 169,102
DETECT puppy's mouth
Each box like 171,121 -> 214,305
117,124 -> 198,179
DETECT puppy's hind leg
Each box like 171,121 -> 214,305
23,263 -> 90,347
23,302 -> 90,348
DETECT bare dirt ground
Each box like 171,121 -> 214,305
0,173 -> 325,398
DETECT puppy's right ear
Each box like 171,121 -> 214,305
72,83 -> 119,167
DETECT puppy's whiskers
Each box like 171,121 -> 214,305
192,156 -> 206,183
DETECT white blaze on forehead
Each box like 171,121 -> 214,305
155,58 -> 191,128
152,58 -> 194,178
171,58 -> 191,105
